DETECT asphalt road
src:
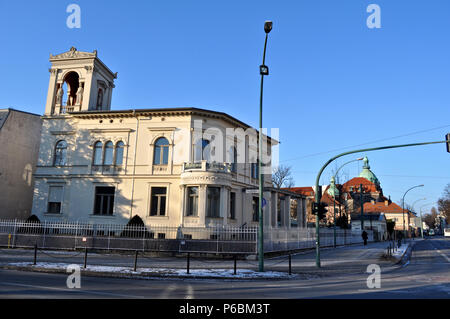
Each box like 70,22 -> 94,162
0,237 -> 448,299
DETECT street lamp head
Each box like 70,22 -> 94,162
264,21 -> 273,33
356,157 -> 364,161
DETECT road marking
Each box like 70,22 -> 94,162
185,284 -> 195,299
429,240 -> 450,263
435,250 -> 450,262
1,281 -> 145,298
161,283 -> 177,298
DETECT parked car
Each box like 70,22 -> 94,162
444,228 -> 450,237
428,229 -> 435,236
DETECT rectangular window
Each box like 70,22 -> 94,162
93,186 -> 115,215
230,192 -> 236,220
47,186 -> 63,214
252,196 -> 259,222
206,187 -> 221,218
150,187 -> 167,216
251,162 -> 259,179
187,187 -> 199,216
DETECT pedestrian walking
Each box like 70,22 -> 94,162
362,230 -> 368,246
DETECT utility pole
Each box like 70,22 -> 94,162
257,20 -> 273,272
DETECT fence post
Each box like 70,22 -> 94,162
234,254 -> 237,275
288,254 -> 292,275
107,224 -> 111,251
74,221 -> 78,250
33,244 -> 37,265
187,252 -> 190,274
142,225 -> 146,252
84,247 -> 88,269
134,250 -> 138,272
12,219 -> 17,248
42,220 -> 47,249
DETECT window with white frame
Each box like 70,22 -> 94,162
230,192 -> 236,219
93,186 -> 115,215
115,141 -> 124,165
54,140 -> 68,166
194,139 -> 210,162
47,186 -> 63,214
103,141 -> 114,165
153,137 -> 169,165
150,187 -> 167,216
252,196 -> 259,222
186,186 -> 199,216
206,187 -> 221,218
93,141 -> 103,165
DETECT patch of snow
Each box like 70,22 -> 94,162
9,262 -> 297,279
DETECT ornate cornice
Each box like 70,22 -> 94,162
50,47 -> 97,61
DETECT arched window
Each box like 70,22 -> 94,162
230,146 -> 237,172
194,139 -> 210,162
115,141 -> 124,165
103,141 -> 114,165
54,140 -> 68,166
153,137 -> 169,165
93,141 -> 103,165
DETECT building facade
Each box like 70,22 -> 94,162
31,47 -> 306,229
0,109 -> 42,219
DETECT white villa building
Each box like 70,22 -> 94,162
31,47 -> 306,231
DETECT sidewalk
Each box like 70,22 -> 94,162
0,240 -> 401,280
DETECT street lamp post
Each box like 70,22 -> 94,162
258,20 -> 272,272
401,184 -> 424,243
331,158 -> 364,247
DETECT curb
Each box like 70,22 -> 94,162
0,264 -> 297,281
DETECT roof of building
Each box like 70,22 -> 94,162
350,212 -> 386,221
286,187 -> 315,197
358,157 -> 380,186
355,201 -> 406,215
0,109 -> 9,130
341,177 -> 380,193
0,108 -> 41,130
64,106 -> 279,144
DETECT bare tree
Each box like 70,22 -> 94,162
423,207 -> 438,229
272,165 -> 295,189
329,162 -> 349,185
438,183 -> 450,224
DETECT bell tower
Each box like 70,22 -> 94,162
45,47 -> 117,115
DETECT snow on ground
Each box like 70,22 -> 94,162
8,262 -> 297,279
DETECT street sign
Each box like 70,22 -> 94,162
245,189 -> 259,194
262,198 -> 267,208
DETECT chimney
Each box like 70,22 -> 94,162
385,199 -> 389,206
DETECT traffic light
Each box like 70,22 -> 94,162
312,202 -> 328,220
446,133 -> 450,153
318,203 -> 328,220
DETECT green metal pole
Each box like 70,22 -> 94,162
333,194 -> 336,248
258,33 -> 269,272
360,184 -> 364,231
314,140 -> 446,268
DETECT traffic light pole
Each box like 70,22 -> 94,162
314,139 -> 446,268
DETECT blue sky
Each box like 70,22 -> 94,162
1,0 -> 449,214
